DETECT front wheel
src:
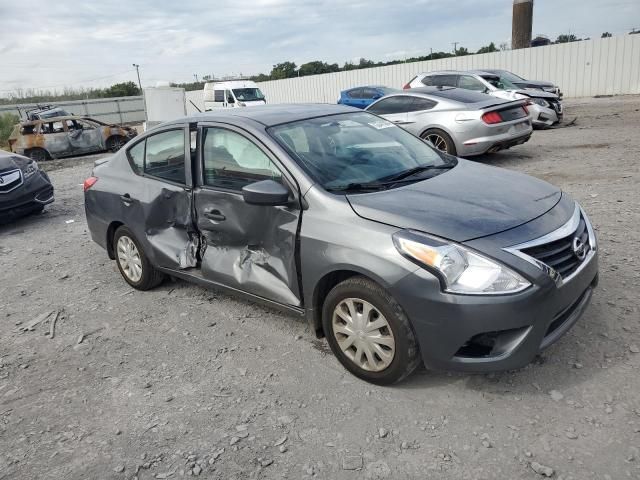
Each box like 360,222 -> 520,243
322,276 -> 420,385
421,129 -> 457,156
113,226 -> 164,290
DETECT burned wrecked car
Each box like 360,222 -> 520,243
85,105 -> 597,385
0,149 -> 54,223
8,116 -> 137,161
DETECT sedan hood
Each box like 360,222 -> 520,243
0,150 -> 28,171
515,79 -> 555,89
347,160 -> 561,242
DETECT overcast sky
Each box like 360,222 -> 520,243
0,0 -> 638,94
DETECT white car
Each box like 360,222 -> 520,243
404,71 -> 563,128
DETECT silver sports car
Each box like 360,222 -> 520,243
365,87 -> 533,157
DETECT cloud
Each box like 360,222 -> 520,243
0,0 -> 638,93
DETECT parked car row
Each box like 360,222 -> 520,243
337,69 -> 563,156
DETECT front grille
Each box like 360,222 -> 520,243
0,169 -> 23,193
520,213 -> 590,279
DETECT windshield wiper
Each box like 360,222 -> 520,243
381,164 -> 453,183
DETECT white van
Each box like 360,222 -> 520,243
203,80 -> 266,110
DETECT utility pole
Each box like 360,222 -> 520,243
132,64 -> 142,92
452,42 -> 459,55
430,48 -> 433,61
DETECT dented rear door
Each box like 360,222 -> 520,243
193,124 -> 302,307
118,126 -> 198,270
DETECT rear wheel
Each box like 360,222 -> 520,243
26,148 -> 50,161
421,129 -> 457,156
322,276 -> 420,385
106,135 -> 127,152
113,226 -> 164,290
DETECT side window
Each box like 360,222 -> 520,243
346,89 -> 362,99
458,75 -> 487,92
202,128 -> 281,190
421,76 -> 434,86
214,90 -> 225,102
361,88 -> 378,99
144,129 -> 186,183
367,96 -> 414,115
127,141 -> 145,175
431,75 -> 458,87
407,98 -> 438,112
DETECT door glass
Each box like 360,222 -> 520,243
144,129 -> 185,183
127,140 -> 145,175
431,75 -> 458,87
367,96 -> 414,114
202,128 -> 281,190
458,75 -> 487,91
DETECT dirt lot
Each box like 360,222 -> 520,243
1,96 -> 639,480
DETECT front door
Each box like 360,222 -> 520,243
193,124 -> 302,306
66,119 -> 104,153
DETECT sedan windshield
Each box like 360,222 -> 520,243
232,88 -> 265,101
269,112 -> 452,192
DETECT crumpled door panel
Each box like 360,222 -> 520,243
195,191 -> 301,306
143,187 -> 198,269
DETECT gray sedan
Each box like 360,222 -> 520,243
84,104 -> 597,385
365,87 -> 533,156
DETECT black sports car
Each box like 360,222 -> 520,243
0,150 -> 54,223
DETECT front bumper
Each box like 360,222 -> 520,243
390,237 -> 598,373
0,171 -> 54,222
529,103 -> 562,128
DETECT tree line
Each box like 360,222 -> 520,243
0,81 -> 141,106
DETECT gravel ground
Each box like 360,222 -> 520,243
1,95 -> 639,480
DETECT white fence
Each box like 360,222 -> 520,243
256,35 -> 640,103
0,96 -> 145,124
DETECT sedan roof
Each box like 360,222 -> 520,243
168,104 -> 361,128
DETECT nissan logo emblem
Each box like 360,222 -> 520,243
572,237 -> 587,261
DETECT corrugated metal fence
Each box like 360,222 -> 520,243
0,96 -> 145,124
256,35 -> 640,103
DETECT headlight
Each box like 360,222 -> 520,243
393,230 -> 530,295
528,97 -> 549,107
23,160 -> 39,178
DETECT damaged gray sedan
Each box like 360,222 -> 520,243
85,105 -> 597,385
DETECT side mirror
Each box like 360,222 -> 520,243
227,96 -> 235,104
242,179 -> 289,206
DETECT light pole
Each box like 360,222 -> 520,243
132,64 -> 142,92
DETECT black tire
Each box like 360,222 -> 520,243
106,135 -> 127,153
26,148 -> 50,161
322,276 -> 421,385
421,129 -> 457,156
113,226 -> 164,290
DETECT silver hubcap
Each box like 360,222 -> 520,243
332,298 -> 395,372
116,235 -> 142,282
425,133 -> 448,152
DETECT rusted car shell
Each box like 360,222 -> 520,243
8,116 -> 137,160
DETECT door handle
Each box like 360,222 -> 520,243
204,209 -> 225,221
120,193 -> 134,203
